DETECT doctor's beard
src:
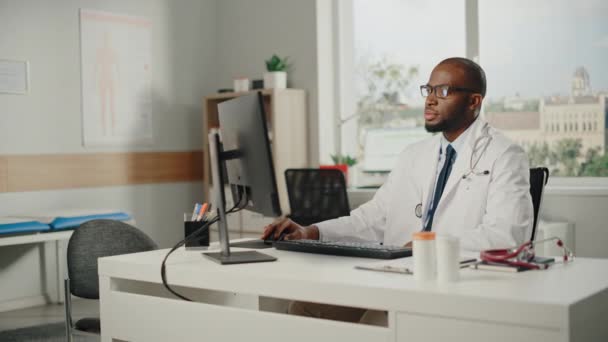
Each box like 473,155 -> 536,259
424,103 -> 469,133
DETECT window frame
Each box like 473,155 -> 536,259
330,0 -> 608,192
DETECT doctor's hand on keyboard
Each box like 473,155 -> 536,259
261,217 -> 320,242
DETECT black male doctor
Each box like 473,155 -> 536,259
263,57 -> 533,254
262,57 -> 534,324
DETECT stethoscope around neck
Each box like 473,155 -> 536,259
414,123 -> 494,219
461,123 -> 492,180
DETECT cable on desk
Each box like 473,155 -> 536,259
160,192 -> 249,301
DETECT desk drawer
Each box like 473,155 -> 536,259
395,312 -> 563,342
103,290 -> 391,342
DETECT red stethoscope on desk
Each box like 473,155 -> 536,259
480,237 -> 574,270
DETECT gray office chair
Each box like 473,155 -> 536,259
64,219 -> 157,342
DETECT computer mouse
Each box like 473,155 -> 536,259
264,230 -> 289,245
263,235 -> 274,245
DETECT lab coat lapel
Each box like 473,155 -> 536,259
436,118 -> 484,209
421,135 -> 442,218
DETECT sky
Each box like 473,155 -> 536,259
354,0 -> 608,104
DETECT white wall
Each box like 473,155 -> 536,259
541,191 -> 608,258
214,0 -> 319,165
0,0 -> 217,310
0,0 -> 217,153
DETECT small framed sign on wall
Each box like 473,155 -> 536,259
0,59 -> 29,94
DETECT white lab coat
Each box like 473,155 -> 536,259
317,118 -> 533,252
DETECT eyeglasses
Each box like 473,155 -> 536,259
420,84 -> 477,99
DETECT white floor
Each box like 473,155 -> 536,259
0,299 -> 98,332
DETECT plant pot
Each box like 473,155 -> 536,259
320,164 -> 349,186
263,71 -> 287,89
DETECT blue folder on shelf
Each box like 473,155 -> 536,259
13,210 -> 133,231
0,218 -> 51,235
50,212 -> 132,230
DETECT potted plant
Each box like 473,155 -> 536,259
321,154 -> 358,186
264,54 -> 289,89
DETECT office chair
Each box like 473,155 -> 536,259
529,167 -> 550,241
64,219 -> 157,342
284,168 -> 351,226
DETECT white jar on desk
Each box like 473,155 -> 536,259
413,231 -> 436,282
436,235 -> 460,283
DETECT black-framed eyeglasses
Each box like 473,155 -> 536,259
420,84 -> 477,99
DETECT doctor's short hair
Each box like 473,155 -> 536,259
439,57 -> 487,98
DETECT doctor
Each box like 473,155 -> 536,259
264,57 -> 532,250
262,57 -> 533,323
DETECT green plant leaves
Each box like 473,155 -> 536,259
265,54 -> 289,72
330,154 -> 358,167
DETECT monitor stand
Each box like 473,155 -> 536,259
204,130 -> 276,265
203,250 -> 276,265
229,239 -> 273,249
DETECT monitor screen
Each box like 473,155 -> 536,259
217,92 -> 281,217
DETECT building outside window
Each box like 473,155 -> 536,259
480,1 -> 607,177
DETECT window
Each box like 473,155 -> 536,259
341,0 -> 608,179
347,0 -> 465,173
479,0 -> 608,177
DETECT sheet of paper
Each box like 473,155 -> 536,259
355,256 -> 479,274
0,60 -> 28,94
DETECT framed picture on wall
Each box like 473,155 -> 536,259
80,9 -> 153,147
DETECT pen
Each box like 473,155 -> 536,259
354,265 -> 413,274
191,203 -> 201,221
197,203 -> 209,221
459,258 -> 478,268
202,204 -> 213,221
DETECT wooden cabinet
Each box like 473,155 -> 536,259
202,89 -> 308,217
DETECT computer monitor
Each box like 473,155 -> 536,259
204,92 -> 281,265
219,93 -> 281,217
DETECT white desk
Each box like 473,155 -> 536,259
99,243 -> 608,342
1,230 -> 72,305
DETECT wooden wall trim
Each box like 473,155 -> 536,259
0,157 -> 7,192
0,151 -> 203,193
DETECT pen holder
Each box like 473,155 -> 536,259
184,220 -> 210,250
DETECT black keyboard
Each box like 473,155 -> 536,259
273,239 -> 412,259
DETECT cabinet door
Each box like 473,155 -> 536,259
269,90 -> 308,213
395,312 -> 563,342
